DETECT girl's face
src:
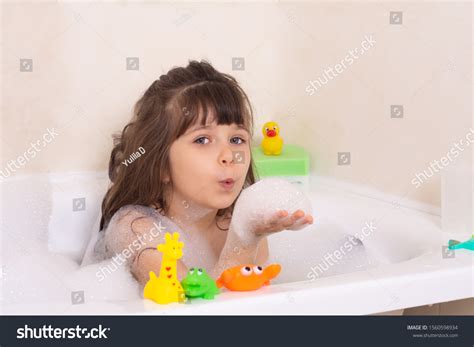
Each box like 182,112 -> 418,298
167,120 -> 251,211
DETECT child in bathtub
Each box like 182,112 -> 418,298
97,60 -> 313,286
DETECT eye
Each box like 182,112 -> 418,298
194,136 -> 210,145
272,126 -> 276,130
189,268 -> 195,274
197,268 -> 203,276
240,266 -> 252,276
265,127 -> 269,131
253,266 -> 263,275
230,136 -> 246,145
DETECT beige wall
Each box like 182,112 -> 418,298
1,1 -> 472,207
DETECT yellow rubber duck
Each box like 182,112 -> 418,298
261,121 -> 283,155
143,232 -> 186,305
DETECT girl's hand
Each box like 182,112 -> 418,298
253,209 -> 314,236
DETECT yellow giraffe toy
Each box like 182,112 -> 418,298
143,232 -> 186,304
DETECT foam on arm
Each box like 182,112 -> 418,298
211,178 -> 312,278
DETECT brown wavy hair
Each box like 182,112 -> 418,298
99,60 -> 257,231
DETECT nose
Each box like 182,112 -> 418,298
218,146 -> 234,166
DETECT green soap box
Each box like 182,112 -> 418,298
251,144 -> 310,177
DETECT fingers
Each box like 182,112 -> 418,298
277,210 -> 289,218
281,210 -> 303,228
257,210 -> 288,235
265,210 -> 287,228
257,209 -> 314,235
282,210 -> 314,230
263,209 -> 286,225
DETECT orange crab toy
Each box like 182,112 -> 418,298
216,264 -> 281,291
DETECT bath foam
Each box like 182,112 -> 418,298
2,232 -> 140,306
268,222 -> 381,284
251,144 -> 310,184
230,177 -> 313,245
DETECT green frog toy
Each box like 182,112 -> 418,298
181,267 -> 220,300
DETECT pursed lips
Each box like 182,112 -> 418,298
218,177 -> 235,190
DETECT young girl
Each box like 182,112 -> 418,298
97,60 -> 313,286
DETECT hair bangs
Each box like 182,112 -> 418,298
172,80 -> 252,139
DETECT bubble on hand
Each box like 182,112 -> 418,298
229,178 -> 313,243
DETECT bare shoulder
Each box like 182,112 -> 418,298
108,205 -> 156,232
104,204 -> 169,249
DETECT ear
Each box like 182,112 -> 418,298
165,232 -> 171,242
172,232 -> 180,240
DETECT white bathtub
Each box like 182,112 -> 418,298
1,172 -> 472,315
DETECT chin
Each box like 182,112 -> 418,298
208,195 -> 236,210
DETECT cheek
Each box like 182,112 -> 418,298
169,145 -> 192,181
241,148 -> 252,173
170,148 -> 211,183
233,150 -> 251,189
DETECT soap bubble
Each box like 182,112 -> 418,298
239,177 -> 312,216
230,178 -> 312,243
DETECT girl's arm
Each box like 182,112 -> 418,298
103,210 -> 189,287
131,250 -> 188,287
210,209 -> 311,279
210,230 -> 265,279
255,237 -> 269,264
